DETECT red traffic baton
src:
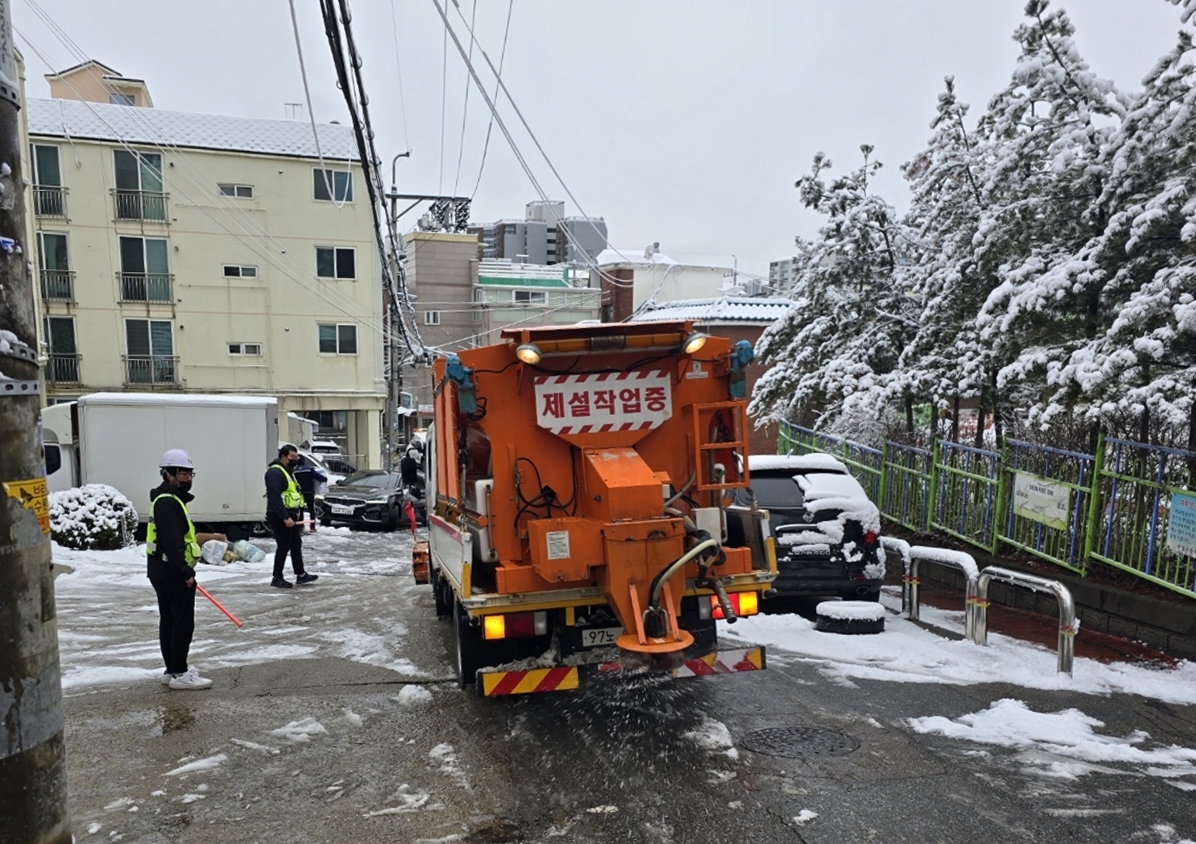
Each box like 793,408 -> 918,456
196,584 -> 243,628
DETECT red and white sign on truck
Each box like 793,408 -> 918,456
534,370 -> 672,434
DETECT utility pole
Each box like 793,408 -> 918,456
0,1 -> 72,841
383,151 -> 411,471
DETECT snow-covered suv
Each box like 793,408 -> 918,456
731,454 -> 885,601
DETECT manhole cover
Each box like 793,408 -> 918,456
740,727 -> 860,759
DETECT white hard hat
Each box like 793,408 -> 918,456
159,448 -> 194,470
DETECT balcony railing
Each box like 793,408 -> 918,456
118,272 -> 173,303
124,355 -> 178,385
112,189 -> 168,222
33,185 -> 68,218
46,354 -> 80,383
40,269 -> 75,301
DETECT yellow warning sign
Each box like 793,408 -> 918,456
4,477 -> 50,534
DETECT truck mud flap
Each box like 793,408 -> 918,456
475,646 -> 766,697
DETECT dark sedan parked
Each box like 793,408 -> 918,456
730,454 -> 885,601
315,471 -> 407,531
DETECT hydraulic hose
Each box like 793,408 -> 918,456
647,537 -> 720,609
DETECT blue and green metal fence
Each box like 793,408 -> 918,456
777,421 -> 1196,600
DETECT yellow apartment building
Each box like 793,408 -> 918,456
28,62 -> 384,467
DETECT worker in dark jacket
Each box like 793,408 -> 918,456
147,449 -> 212,690
291,454 -> 327,534
266,443 -> 318,588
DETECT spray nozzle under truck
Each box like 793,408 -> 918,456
412,320 -> 777,695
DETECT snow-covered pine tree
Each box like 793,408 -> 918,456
751,148 -> 918,443
1042,30 -> 1196,447
897,77 -> 996,442
1166,0 -> 1196,25
975,0 -> 1127,440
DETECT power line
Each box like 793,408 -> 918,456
452,0 -> 477,196
471,0 -> 513,198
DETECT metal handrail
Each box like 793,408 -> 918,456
117,272 -> 173,303
39,269 -> 75,301
112,189 -> 168,222
898,544 -> 981,640
973,566 -> 1077,676
33,184 -> 68,217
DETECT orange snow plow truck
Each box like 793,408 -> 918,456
413,320 -> 776,695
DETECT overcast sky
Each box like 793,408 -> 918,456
15,1 -> 1191,280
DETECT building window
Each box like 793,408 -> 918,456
313,169 -> 353,202
124,319 -> 176,384
228,342 -> 263,356
119,235 -> 172,301
31,144 -> 66,217
514,290 -> 547,305
223,264 -> 258,278
318,323 -> 358,355
316,247 -> 355,279
113,150 -> 165,220
218,183 -> 254,199
119,236 -> 171,302
44,316 -> 79,383
109,92 -> 136,106
424,311 -> 441,326
37,232 -> 73,301
471,309 -> 482,323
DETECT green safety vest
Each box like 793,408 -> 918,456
272,464 -> 305,510
146,494 -> 202,566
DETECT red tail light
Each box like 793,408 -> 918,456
864,530 -> 878,545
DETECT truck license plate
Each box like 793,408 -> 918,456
331,505 -> 355,515
580,627 -> 621,648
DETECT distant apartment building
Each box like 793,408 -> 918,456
592,247 -> 733,322
399,233 -> 601,430
29,61 -> 385,466
768,257 -> 801,295
468,200 -> 608,266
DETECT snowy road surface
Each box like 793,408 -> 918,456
52,528 -> 1196,843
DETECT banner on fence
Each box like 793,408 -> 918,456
1012,472 -> 1071,530
1166,492 -> 1196,559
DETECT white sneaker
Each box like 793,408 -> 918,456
160,671 -> 174,686
168,667 -> 213,690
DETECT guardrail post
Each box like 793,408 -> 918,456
878,440 -> 890,522
926,439 -> 941,533
973,566 -> 1077,676
992,442 -> 1009,555
880,536 -> 913,615
1080,431 -> 1105,577
898,545 -> 980,637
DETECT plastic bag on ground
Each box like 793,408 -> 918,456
233,539 -> 267,564
200,539 -> 229,566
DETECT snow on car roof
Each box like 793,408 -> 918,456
794,472 -> 882,532
749,453 -> 849,474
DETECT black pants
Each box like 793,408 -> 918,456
268,512 -> 306,579
150,576 -> 196,675
303,493 -> 316,525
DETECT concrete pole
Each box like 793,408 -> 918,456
0,0 -> 72,840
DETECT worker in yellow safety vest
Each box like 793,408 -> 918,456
147,448 -> 212,690
265,443 -> 319,589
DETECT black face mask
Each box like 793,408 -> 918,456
177,480 -> 193,493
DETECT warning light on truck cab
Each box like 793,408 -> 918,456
711,591 -> 759,620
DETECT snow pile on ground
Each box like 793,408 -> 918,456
910,698 -> 1196,783
49,484 -> 138,550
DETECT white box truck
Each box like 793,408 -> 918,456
43,393 -> 279,537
